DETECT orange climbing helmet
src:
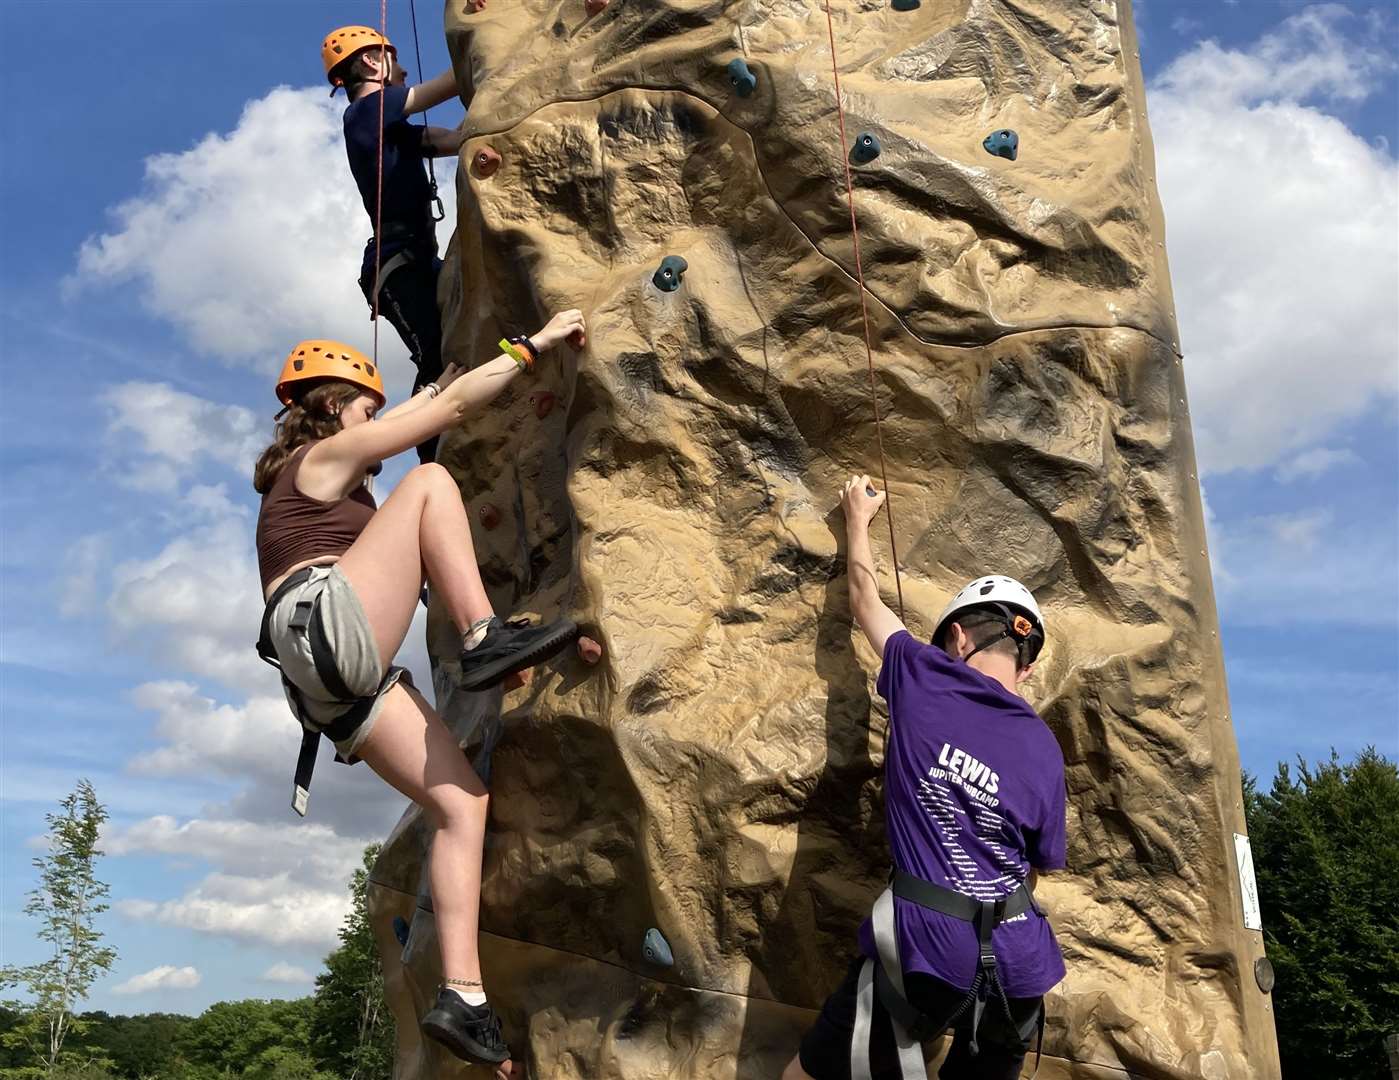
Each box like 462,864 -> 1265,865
275,340 -> 385,407
321,26 -> 395,88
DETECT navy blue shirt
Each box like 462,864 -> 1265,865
343,86 -> 437,277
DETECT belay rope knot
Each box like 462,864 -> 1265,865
821,0 -> 904,620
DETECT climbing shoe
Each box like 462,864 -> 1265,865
421,988 -> 510,1066
458,616 -> 579,691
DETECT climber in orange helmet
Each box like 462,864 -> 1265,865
321,24 -> 466,463
253,312 -> 584,1074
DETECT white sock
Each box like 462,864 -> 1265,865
462,616 -> 493,652
445,985 -> 488,1007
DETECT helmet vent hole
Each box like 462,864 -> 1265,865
293,360 -> 305,371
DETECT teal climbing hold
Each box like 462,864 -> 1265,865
642,927 -> 674,967
728,58 -> 757,98
891,0 -> 920,10
850,132 -> 881,165
653,255 -> 688,292
983,129 -> 1019,162
392,916 -> 410,946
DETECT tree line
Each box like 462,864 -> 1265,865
3,750 -> 1396,1078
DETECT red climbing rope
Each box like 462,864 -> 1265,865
821,0 -> 905,619
371,0 -> 389,369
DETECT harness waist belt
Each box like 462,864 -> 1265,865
892,868 -> 1037,924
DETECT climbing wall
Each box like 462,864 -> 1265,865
368,1 -> 1282,1076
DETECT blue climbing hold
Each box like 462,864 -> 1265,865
891,0 -> 920,10
392,916 -> 410,946
850,132 -> 881,165
642,927 -> 674,967
728,58 -> 757,99
983,129 -> 1019,162
653,255 -> 688,292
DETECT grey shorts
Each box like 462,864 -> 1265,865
264,564 -> 412,759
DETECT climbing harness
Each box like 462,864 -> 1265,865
852,870 -> 1046,1080
255,566 -> 373,816
821,0 -> 903,619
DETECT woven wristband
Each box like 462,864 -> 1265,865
498,338 -> 532,372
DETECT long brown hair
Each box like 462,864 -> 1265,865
253,381 -> 365,494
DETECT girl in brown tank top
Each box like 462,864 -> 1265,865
253,310 -> 586,1073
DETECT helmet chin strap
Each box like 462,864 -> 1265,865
960,602 -> 1039,668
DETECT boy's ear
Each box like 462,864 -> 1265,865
1014,660 -> 1036,686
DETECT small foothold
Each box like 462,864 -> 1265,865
578,636 -> 603,664
503,668 -> 531,691
469,0 -> 486,11
891,0 -> 920,9
474,146 -> 501,178
982,129 -> 1019,162
532,391 -> 556,419
478,503 -> 501,530
850,132 -> 881,165
727,58 -> 757,98
585,0 -> 608,13
642,927 -> 674,967
392,916 -> 410,946
652,255 -> 688,292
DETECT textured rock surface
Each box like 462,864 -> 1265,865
368,1 -> 1281,1076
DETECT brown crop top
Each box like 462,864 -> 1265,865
256,443 -> 377,592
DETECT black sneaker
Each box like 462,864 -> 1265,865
458,617 -> 580,691
421,988 -> 511,1065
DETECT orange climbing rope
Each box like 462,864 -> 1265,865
821,0 -> 905,618
371,0 -> 389,370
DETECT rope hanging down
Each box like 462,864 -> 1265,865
822,0 -> 905,619
408,0 -> 445,222
371,0 -> 388,370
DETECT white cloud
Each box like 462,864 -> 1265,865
1152,7 -> 1399,473
58,534 -> 111,618
126,683 -> 295,779
111,965 -> 202,995
70,86 -> 453,383
261,962 -> 316,985
103,382 -> 264,491
1275,446 -> 1361,482
116,872 -> 349,951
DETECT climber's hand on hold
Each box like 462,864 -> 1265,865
841,474 -> 886,530
436,362 -> 465,391
533,309 -> 586,353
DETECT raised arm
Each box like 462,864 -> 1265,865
314,310 -> 585,479
405,70 -> 460,116
422,125 -> 465,158
841,475 -> 906,656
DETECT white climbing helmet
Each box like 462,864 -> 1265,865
934,575 -> 1046,663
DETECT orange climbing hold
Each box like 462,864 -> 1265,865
585,0 -> 609,13
474,147 -> 501,178
532,391 -> 556,419
503,668 -> 531,691
577,637 -> 603,664
478,503 -> 501,530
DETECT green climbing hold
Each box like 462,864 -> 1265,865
850,132 -> 881,165
727,58 -> 757,98
642,927 -> 674,967
392,916 -> 410,946
983,129 -> 1019,162
653,255 -> 688,292
891,0 -> 920,10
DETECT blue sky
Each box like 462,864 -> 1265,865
2,1 -> 1396,1016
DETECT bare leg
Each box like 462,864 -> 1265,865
356,682 -> 489,986
338,463 -> 494,668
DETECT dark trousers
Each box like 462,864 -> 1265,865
799,959 -> 1042,1080
359,253 -> 444,464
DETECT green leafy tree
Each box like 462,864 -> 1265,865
0,781 -> 117,1072
311,845 -> 393,1080
1245,747 -> 1399,1079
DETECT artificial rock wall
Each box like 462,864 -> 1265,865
367,1 -> 1282,1076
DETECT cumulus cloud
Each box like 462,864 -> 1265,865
116,872 -> 349,951
111,965 -> 202,995
261,962 -> 316,985
58,534 -> 111,618
103,382 -> 264,492
70,86 -> 454,381
1274,445 -> 1361,482
1151,6 -> 1399,474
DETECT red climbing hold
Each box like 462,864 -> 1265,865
478,503 -> 501,530
474,147 -> 501,179
469,0 -> 487,11
503,668 -> 531,691
577,636 -> 603,664
531,391 -> 556,419
566,327 -> 586,350
585,0 -> 608,13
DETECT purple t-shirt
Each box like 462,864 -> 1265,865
857,630 -> 1067,998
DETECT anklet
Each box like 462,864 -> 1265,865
444,978 -> 483,989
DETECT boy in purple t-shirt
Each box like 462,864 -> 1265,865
783,476 -> 1067,1080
